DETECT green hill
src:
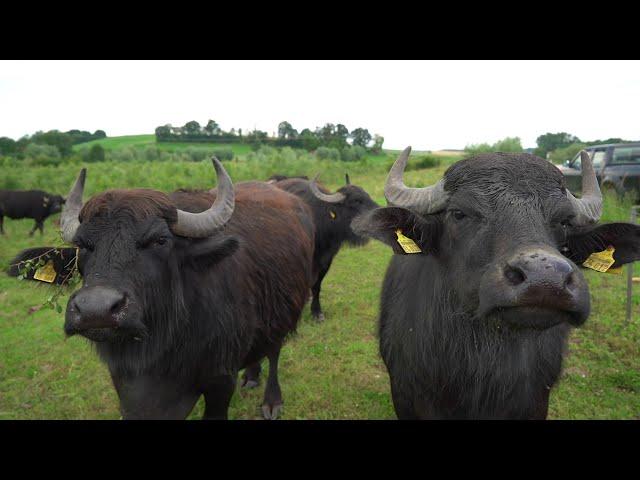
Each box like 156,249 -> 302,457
74,134 -> 253,155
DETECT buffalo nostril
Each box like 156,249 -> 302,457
109,295 -> 126,315
565,272 -> 575,288
504,265 -> 526,286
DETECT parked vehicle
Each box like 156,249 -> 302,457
556,143 -> 640,201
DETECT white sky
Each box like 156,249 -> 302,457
1,60 -> 639,150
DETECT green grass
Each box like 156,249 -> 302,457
1,154 -> 638,419
73,134 -> 253,156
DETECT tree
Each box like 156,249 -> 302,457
535,132 -> 580,157
93,130 -> 107,139
278,121 -> 298,140
335,124 -> 349,143
300,128 -> 319,151
0,137 -> 17,156
371,134 -> 385,153
350,128 -> 372,148
204,119 -> 221,136
31,130 -> 73,157
155,125 -> 171,141
183,120 -> 202,137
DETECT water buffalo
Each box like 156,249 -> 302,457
352,148 -> 640,419
272,174 -> 379,322
0,190 -> 65,235
47,158 -> 314,420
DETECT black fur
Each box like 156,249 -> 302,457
0,190 -> 65,235
354,153 -> 640,419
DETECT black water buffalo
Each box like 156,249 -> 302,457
0,190 -> 65,235
271,174 -> 378,322
353,148 -> 640,419
36,159 -> 315,420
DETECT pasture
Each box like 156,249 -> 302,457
0,145 -> 639,419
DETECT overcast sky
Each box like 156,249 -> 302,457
1,60 -> 639,150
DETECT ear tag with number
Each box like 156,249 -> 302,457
582,245 -> 616,273
329,210 -> 336,219
33,260 -> 57,283
395,229 -> 422,254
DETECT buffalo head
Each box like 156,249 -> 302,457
353,147 -> 640,331
60,158 -> 239,342
309,173 -> 379,246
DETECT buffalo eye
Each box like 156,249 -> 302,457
155,237 -> 167,246
450,209 -> 467,221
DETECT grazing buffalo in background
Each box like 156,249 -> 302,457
43,158 -> 314,420
353,148 -> 640,419
0,190 -> 65,235
271,174 -> 378,322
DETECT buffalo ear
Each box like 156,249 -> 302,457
351,206 -> 440,255
179,235 -> 240,270
566,222 -> 640,267
7,247 -> 78,285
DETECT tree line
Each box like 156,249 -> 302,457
0,129 -> 107,159
465,132 -> 635,163
155,120 -> 385,153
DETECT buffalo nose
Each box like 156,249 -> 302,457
67,286 -> 127,331
504,251 -> 576,291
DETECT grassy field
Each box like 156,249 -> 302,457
0,147 -> 639,419
74,134 -> 254,156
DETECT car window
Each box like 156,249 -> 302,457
572,150 -> 606,169
611,146 -> 640,164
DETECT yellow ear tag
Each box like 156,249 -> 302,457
395,229 -> 422,254
582,245 -> 616,273
329,210 -> 336,219
33,260 -> 57,283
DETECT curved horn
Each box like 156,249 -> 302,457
345,173 -> 351,185
384,146 -> 449,213
310,174 -> 346,203
60,168 -> 86,243
566,150 -> 602,225
171,157 -> 235,238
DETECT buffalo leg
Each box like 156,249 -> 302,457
310,257 -> 333,322
261,344 -> 284,420
0,215 -> 3,234
202,375 -> 236,420
29,221 -> 39,236
240,362 -> 261,389
37,220 -> 44,235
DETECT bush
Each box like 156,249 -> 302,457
549,143 -> 587,164
316,147 -> 340,161
86,144 -> 105,163
340,146 -> 367,162
211,148 -> 234,162
23,143 -> 62,166
465,136 -> 523,155
409,154 -> 441,170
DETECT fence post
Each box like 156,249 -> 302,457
626,206 -> 640,324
